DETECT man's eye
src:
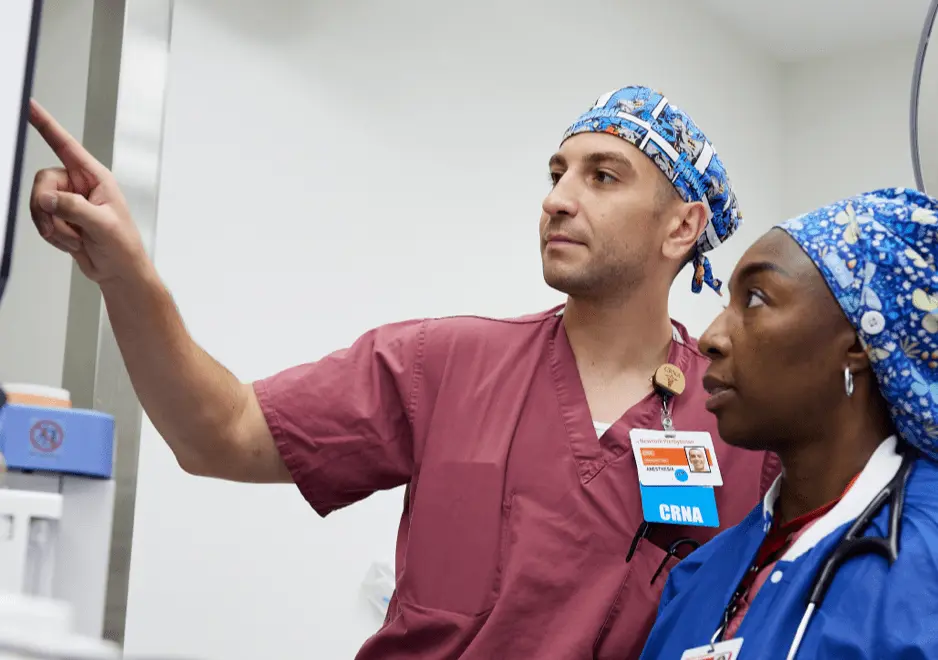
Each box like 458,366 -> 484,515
595,171 -> 617,184
548,171 -> 563,186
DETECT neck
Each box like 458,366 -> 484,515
775,403 -> 892,525
562,287 -> 673,375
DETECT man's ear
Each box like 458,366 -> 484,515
662,201 -> 708,262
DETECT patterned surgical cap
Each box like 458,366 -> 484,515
779,187 -> 938,460
561,86 -> 741,295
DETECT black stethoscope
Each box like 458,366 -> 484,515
703,446 -> 917,660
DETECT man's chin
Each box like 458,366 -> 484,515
542,259 -> 594,290
542,270 -> 579,296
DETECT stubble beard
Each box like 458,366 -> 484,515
543,254 -> 646,302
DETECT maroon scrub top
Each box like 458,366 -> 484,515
254,306 -> 777,659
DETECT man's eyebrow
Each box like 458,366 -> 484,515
547,151 -> 635,171
583,151 -> 635,172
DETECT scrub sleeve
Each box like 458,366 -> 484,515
253,319 -> 427,516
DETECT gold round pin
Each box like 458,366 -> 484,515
653,363 -> 686,397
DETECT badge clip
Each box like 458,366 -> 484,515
653,364 -> 685,432
653,363 -> 686,397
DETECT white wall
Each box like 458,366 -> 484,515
122,1 -> 784,658
780,38 -> 918,218
0,0 -> 92,387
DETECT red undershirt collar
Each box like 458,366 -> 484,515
741,473 -> 862,594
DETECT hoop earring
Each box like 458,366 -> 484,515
844,367 -> 854,398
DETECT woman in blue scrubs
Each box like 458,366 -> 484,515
639,187 -> 938,659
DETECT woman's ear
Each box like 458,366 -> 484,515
845,335 -> 872,376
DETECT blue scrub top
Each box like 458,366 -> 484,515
639,440 -> 938,659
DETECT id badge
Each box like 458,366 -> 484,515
630,429 -> 724,487
631,429 -> 721,528
680,638 -> 743,660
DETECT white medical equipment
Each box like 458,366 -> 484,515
0,593 -> 120,659
0,390 -> 118,651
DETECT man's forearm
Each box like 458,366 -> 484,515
99,266 -> 247,473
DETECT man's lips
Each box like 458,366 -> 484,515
545,234 -> 585,246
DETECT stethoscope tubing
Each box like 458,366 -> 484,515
786,453 -> 916,659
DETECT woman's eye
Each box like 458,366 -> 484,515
548,171 -> 563,187
745,290 -> 766,308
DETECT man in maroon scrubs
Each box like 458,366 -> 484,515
26,86 -> 774,659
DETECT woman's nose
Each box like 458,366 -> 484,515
699,309 -> 731,358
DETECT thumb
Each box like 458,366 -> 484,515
38,191 -> 100,227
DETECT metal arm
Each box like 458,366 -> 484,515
910,0 -> 938,192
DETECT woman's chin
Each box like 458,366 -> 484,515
715,418 -> 766,452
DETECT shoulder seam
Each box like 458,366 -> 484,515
425,309 -> 559,327
406,319 -> 430,430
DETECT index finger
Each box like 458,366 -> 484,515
29,98 -> 107,176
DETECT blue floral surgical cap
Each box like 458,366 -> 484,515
779,187 -> 938,460
561,85 -> 741,295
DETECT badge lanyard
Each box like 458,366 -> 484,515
709,578 -> 756,648
682,586 -> 748,659
709,537 -> 795,647
660,391 -> 675,431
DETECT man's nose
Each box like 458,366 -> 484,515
542,175 -> 579,217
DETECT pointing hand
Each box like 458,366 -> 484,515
28,99 -> 148,285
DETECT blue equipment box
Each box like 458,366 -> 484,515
0,403 -> 115,478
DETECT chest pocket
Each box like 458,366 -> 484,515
594,535 -> 681,659
399,460 -> 508,616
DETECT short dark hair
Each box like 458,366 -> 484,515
655,176 -> 681,210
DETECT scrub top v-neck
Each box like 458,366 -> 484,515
255,305 -> 775,659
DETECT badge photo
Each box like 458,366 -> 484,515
630,429 -> 724,487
